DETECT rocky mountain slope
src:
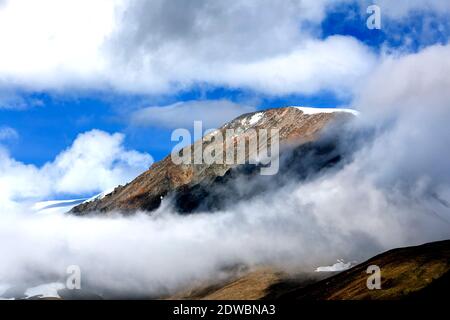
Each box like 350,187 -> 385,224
70,106 -> 358,215
170,240 -> 450,300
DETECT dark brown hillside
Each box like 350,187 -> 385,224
281,239 -> 450,300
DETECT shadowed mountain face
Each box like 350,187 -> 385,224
70,107 -> 358,215
169,240 -> 450,300
172,136 -> 351,214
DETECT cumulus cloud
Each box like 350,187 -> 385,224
356,44 -> 450,118
104,0 -> 377,95
353,44 -> 450,186
0,0 -> 375,96
0,0 -> 448,98
1,0 -> 449,99
0,0 -> 119,91
210,35 -> 376,95
0,129 -> 153,209
130,100 -> 256,129
112,0 -> 324,60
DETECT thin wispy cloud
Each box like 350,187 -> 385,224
0,126 -> 18,141
130,100 -> 256,129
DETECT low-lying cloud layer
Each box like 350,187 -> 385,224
0,150 -> 447,297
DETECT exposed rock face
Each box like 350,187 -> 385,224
70,107 -> 357,215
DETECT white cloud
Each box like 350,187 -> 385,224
356,44 -> 450,117
103,1 -> 378,96
210,36 -> 376,95
131,100 -> 256,129
351,43 -> 450,199
0,0 -> 122,91
0,155 -> 448,297
1,0 -> 448,98
0,0 -> 376,97
0,129 -> 153,208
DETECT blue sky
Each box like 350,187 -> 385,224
0,88 -> 347,165
1,0 -> 449,201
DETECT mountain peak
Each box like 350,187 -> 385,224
70,106 -> 357,215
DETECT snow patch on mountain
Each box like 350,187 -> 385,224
0,282 -> 66,300
82,187 -> 116,204
25,282 -> 65,299
315,259 -> 355,272
247,112 -> 263,126
294,106 -> 359,116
